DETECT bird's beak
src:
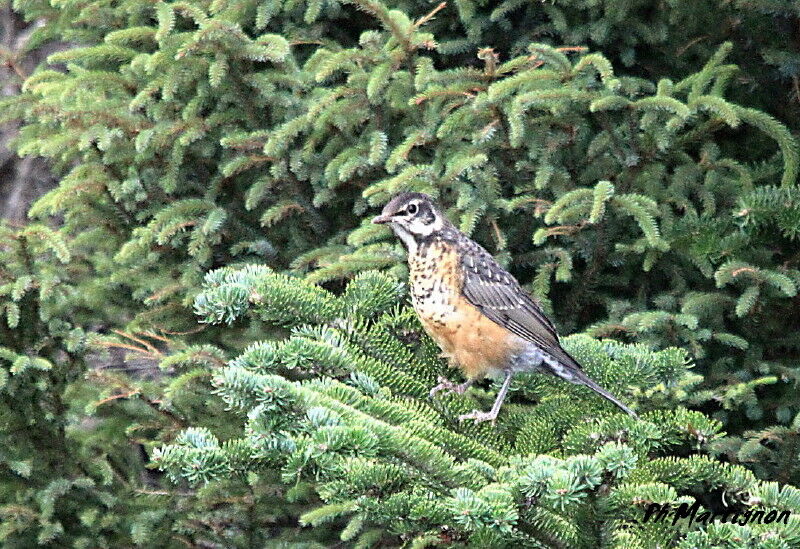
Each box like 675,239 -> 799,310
372,214 -> 391,224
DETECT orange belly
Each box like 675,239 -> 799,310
418,295 -> 521,380
409,239 -> 522,379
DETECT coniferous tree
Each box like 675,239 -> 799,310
2,0 -> 797,434
0,0 -> 798,545
155,265 -> 800,548
0,222 -> 133,546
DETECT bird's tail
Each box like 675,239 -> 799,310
544,347 -> 639,418
575,372 -> 638,419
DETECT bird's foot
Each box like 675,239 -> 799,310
429,376 -> 472,398
458,409 -> 499,425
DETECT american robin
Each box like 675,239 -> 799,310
372,192 -> 638,423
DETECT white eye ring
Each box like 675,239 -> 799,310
407,203 -> 418,215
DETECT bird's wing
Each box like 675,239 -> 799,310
459,243 -> 578,367
457,241 -> 637,416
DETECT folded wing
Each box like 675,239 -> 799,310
458,244 -> 581,370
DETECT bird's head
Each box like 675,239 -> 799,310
372,192 -> 445,251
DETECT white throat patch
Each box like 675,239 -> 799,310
391,223 -> 418,254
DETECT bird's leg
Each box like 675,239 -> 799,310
458,372 -> 513,425
429,376 -> 474,399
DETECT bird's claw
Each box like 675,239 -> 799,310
458,409 -> 498,425
429,376 -> 471,399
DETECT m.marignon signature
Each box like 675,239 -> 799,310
643,501 -> 791,527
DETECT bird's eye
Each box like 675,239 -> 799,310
406,203 -> 418,215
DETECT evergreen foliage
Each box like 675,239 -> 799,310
156,266 -> 800,547
0,0 -> 799,545
0,226 -> 313,546
2,0 -> 797,434
0,222 -> 135,546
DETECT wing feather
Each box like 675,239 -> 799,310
458,242 -> 576,365
455,237 -> 635,417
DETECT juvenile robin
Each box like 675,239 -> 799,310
372,192 -> 638,423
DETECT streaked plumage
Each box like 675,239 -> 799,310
373,192 -> 637,423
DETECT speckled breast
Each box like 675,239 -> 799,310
408,239 -> 462,329
408,238 -> 520,379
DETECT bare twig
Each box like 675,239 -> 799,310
414,2 -> 446,28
